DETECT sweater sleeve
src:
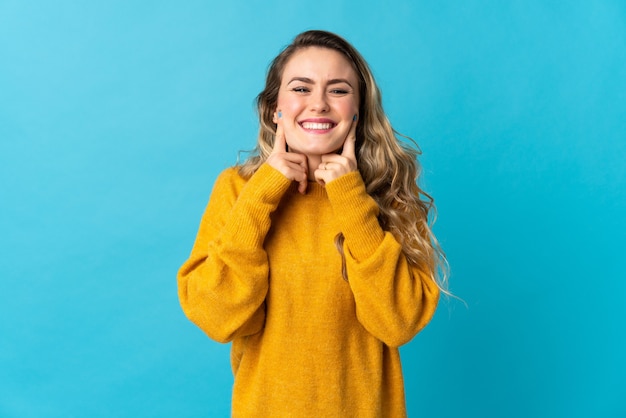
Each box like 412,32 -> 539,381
177,163 -> 292,343
325,171 -> 440,347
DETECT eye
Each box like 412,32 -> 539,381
292,87 -> 310,93
330,89 -> 349,95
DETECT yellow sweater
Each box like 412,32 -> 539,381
178,163 -> 440,417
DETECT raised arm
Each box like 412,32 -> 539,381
177,164 -> 292,343
325,172 -> 440,347
317,119 -> 439,347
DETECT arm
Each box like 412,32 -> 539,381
177,164 -> 292,343
325,171 -> 440,348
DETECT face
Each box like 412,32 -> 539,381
274,47 -> 360,158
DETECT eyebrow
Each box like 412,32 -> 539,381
287,77 -> 354,88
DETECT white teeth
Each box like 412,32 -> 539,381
301,122 -> 332,130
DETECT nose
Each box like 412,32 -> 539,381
309,90 -> 330,113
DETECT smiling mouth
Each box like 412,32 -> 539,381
300,122 -> 335,130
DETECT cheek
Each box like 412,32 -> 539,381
276,95 -> 302,117
338,97 -> 359,117
351,96 -> 360,113
338,107 -> 358,125
284,105 -> 305,123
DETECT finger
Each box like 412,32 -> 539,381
273,123 -> 287,153
318,159 -> 337,171
298,178 -> 308,194
267,150 -> 306,182
318,154 -> 354,182
298,158 -> 309,194
314,168 -> 327,186
282,151 -> 308,168
313,168 -> 333,186
341,115 -> 358,159
280,157 -> 307,177
321,153 -> 354,175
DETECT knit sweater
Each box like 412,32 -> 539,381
177,163 -> 440,417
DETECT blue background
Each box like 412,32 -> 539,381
1,1 -> 624,417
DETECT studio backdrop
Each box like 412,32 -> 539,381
1,1 -> 624,417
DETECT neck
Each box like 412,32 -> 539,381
306,155 -> 322,180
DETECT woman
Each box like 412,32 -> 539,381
178,30 -> 447,417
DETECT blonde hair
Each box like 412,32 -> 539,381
238,30 -> 449,292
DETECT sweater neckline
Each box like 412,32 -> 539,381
288,181 -> 328,198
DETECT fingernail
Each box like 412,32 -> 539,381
353,114 -> 358,121
278,111 -> 282,118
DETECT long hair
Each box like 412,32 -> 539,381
238,30 -> 449,293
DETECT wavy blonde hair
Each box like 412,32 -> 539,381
238,30 -> 448,292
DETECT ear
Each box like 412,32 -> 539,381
272,109 -> 282,123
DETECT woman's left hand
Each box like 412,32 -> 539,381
314,117 -> 358,185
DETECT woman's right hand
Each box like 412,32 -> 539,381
266,124 -> 308,194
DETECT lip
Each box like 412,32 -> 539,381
298,118 -> 337,133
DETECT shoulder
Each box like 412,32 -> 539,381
211,163 -> 279,196
210,166 -> 248,199
215,166 -> 247,185
210,163 -> 292,207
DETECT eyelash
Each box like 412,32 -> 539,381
291,87 -> 349,95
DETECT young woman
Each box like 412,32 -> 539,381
178,30 -> 447,417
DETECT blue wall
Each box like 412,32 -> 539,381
1,1 -> 624,417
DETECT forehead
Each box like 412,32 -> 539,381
282,47 -> 358,83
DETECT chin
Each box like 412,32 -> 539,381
306,147 -> 341,156
310,141 -> 345,153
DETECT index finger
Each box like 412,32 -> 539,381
341,115 -> 358,159
273,124 -> 287,153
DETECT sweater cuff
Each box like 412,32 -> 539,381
243,163 -> 293,205
221,163 -> 292,249
325,171 -> 386,260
